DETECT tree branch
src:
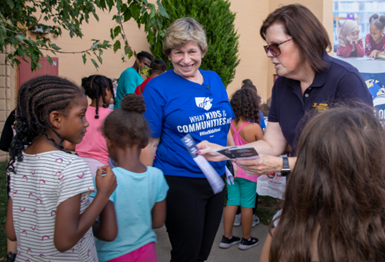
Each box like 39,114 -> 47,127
6,36 -> 100,54
0,26 -> 20,34
134,0 -> 150,10
117,16 -> 133,55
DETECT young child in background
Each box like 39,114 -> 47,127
134,59 -> 168,95
5,75 -> 117,261
365,14 -> 385,58
76,75 -> 114,177
219,88 -> 263,250
337,20 -> 364,58
260,106 -> 385,262
95,94 -> 169,262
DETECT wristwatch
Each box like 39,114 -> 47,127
281,156 -> 290,177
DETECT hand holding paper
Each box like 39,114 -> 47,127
182,135 -> 225,194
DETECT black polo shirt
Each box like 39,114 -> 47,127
268,53 -> 373,155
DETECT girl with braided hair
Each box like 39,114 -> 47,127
76,75 -> 114,177
5,75 -> 117,261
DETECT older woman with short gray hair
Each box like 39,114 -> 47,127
141,17 -> 235,262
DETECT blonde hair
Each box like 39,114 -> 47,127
163,17 -> 208,55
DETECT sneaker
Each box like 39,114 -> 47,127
238,237 -> 260,250
219,235 -> 241,249
7,252 -> 16,262
252,214 -> 260,227
234,213 -> 241,226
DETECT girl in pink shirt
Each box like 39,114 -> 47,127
76,75 -> 115,177
219,88 -> 263,250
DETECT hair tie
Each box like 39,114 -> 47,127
370,17 -> 377,24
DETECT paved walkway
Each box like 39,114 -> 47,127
155,216 -> 269,262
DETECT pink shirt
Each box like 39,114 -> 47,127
231,121 -> 258,183
76,106 -> 112,165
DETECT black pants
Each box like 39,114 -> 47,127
165,175 -> 225,262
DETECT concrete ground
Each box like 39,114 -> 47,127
155,216 -> 269,262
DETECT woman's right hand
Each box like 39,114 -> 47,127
196,140 -> 227,162
236,154 -> 282,176
369,49 -> 379,58
95,166 -> 117,197
346,35 -> 352,44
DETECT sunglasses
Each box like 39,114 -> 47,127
263,38 -> 294,57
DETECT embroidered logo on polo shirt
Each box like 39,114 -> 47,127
195,97 -> 213,111
313,103 -> 329,112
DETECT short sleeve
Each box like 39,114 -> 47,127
258,110 -> 266,129
336,72 -> 373,106
154,169 -> 169,203
214,72 -> 235,120
268,82 -> 278,123
143,84 -> 166,138
57,157 -> 94,206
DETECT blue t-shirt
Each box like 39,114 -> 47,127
94,167 -> 169,261
115,67 -> 143,109
143,69 -> 234,178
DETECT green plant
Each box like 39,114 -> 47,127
149,0 -> 240,87
0,0 -> 169,71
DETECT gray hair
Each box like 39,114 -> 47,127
163,17 -> 208,55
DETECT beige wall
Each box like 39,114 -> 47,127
225,0 -> 270,99
37,8 -> 151,87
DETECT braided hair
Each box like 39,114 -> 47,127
8,75 -> 84,173
81,75 -> 115,119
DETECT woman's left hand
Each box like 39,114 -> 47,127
236,154 -> 281,176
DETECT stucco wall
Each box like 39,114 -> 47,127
38,8 -> 151,87
224,1 -> 269,99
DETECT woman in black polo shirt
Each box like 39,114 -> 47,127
197,4 -> 372,179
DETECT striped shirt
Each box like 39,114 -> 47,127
10,150 -> 98,261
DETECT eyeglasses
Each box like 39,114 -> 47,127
263,38 -> 294,57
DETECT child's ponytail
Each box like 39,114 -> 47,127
380,15 -> 385,28
120,93 -> 146,114
369,14 -> 385,31
103,94 -> 149,149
